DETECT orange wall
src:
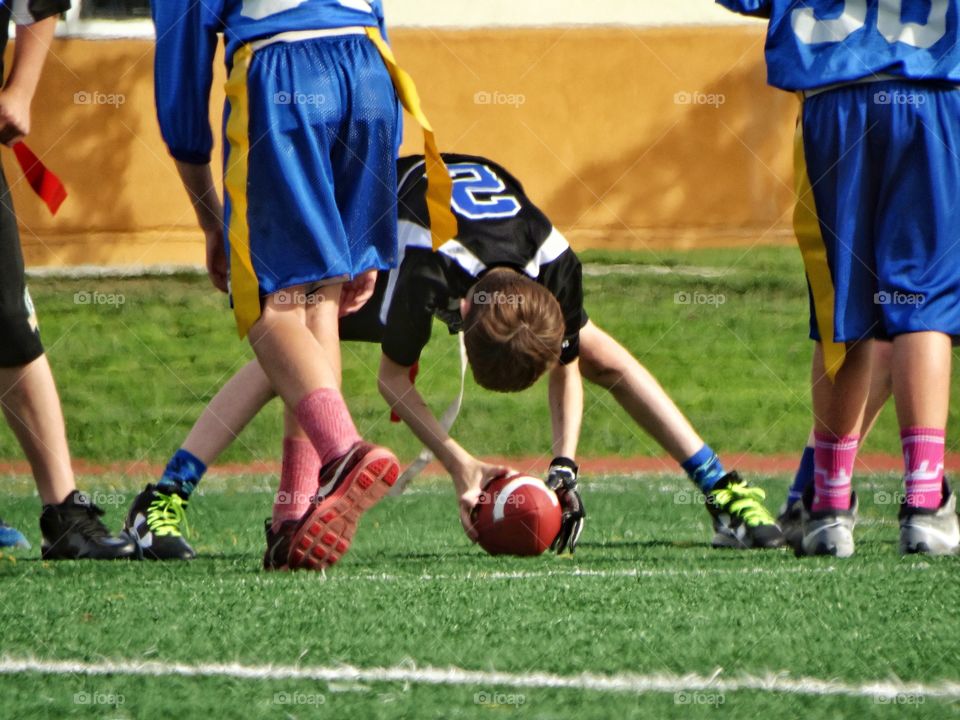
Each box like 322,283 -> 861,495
15,26 -> 798,267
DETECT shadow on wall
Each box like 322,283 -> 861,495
546,62 -> 799,245
12,39 -> 212,266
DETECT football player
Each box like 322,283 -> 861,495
0,0 -> 133,559
150,0 -> 455,571
124,153 -> 785,565
720,0 -> 960,556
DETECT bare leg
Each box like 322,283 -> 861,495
811,340 -> 875,437
578,321 -> 704,463
180,359 -> 277,466
0,355 -> 75,505
247,284 -> 342,406
891,332 -> 951,429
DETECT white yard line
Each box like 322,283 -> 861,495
0,656 -> 955,701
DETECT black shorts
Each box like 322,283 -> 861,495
0,164 -> 43,367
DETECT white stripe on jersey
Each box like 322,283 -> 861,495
379,220 -> 431,325
523,227 -> 569,278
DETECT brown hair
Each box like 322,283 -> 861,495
463,268 -> 565,392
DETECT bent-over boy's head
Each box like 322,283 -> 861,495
461,268 -> 565,393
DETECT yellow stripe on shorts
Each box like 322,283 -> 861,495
223,44 -> 261,339
365,27 -> 458,250
793,117 -> 846,380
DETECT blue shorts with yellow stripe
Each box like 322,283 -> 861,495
795,80 -> 960,358
223,31 -> 400,332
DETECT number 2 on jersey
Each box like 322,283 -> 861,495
448,164 -> 522,220
792,1 -> 947,49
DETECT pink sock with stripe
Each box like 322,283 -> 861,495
812,432 -> 858,513
901,427 -> 945,510
295,388 -> 362,467
272,437 -> 321,530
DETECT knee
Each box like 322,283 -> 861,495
580,353 -> 624,389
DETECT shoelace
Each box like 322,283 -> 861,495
146,493 -> 188,537
71,503 -> 111,539
713,482 -> 776,527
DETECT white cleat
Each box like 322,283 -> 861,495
899,481 -> 960,556
798,487 -> 857,558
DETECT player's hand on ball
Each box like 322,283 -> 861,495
339,270 -> 378,317
204,226 -> 228,293
0,87 -> 30,146
546,457 -> 585,554
457,460 -> 512,542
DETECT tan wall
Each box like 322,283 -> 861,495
16,26 -> 798,268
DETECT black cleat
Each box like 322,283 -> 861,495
262,519 -> 298,571
40,491 -> 135,560
705,472 -> 785,549
122,484 -> 196,560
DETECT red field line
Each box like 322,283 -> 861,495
0,453 -> 951,479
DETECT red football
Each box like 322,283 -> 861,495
473,474 -> 562,556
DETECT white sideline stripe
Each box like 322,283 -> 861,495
2,657 -> 958,701
334,565 -> 920,583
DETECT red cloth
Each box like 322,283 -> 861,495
12,142 -> 67,215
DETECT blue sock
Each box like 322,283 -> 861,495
681,444 -> 726,491
787,446 -> 815,505
157,449 -> 207,497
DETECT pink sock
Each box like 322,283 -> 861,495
295,388 -> 362,467
812,432 -> 858,512
272,437 -> 321,530
901,427 -> 945,510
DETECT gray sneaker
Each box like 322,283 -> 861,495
899,480 -> 960,556
777,498 -> 804,552
798,485 -> 857,558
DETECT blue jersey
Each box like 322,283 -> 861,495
153,0 -> 386,164
717,0 -> 960,90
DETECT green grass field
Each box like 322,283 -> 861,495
2,247 -> 960,718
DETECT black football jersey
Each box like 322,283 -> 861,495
379,154 -> 586,368
0,0 -> 70,79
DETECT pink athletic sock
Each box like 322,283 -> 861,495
812,432 -> 858,513
272,437 -> 321,530
901,427 -> 945,510
295,388 -> 362,467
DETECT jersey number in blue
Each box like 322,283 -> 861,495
448,164 -> 522,220
793,1 -> 947,49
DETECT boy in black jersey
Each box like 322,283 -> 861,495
124,154 -> 785,564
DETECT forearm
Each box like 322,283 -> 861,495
549,360 -> 583,460
7,16 -> 58,101
175,160 -> 222,231
378,356 -> 473,489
